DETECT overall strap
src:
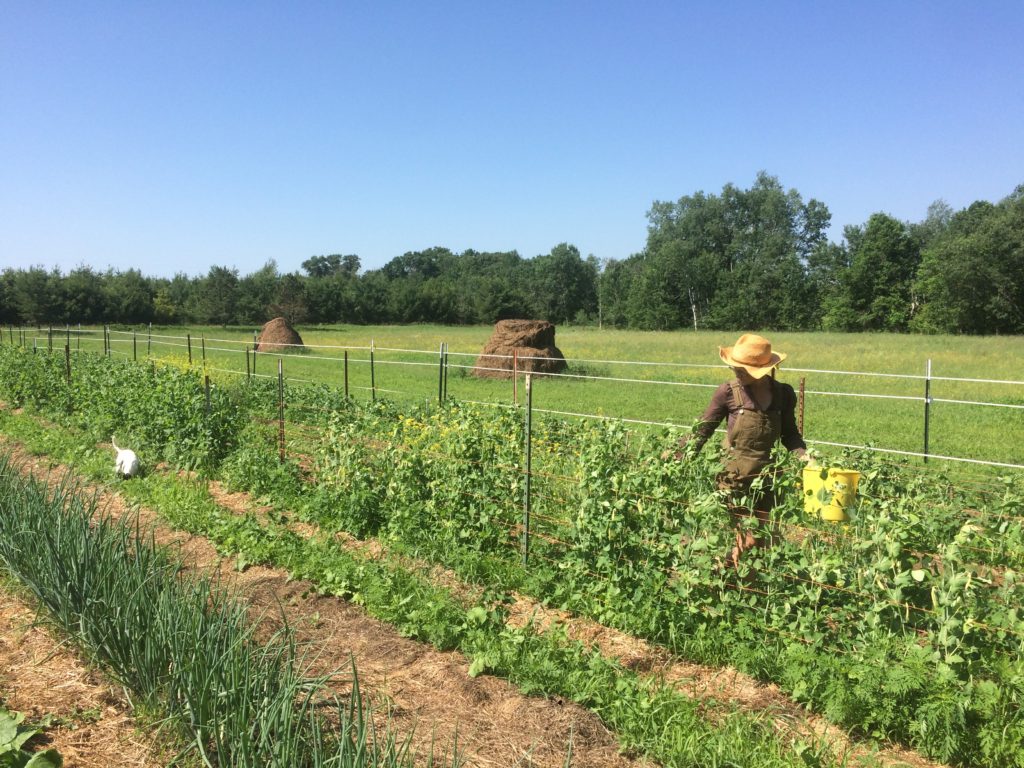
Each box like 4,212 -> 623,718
728,379 -> 745,410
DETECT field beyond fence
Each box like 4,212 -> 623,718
12,323 -> 1024,469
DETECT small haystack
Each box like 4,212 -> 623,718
472,319 -> 567,379
255,317 -> 304,352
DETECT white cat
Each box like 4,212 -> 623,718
111,436 -> 140,478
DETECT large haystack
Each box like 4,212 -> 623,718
471,319 -> 567,379
255,317 -> 304,352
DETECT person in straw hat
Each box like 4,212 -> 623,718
680,333 -> 810,569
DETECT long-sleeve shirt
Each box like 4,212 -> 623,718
688,379 -> 807,454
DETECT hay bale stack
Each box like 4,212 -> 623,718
471,319 -> 567,379
255,317 -> 304,352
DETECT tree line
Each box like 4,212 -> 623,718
3,172 -> 1022,334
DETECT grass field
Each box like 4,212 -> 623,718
29,323 -> 1024,467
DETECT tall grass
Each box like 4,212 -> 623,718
0,453 -> 457,768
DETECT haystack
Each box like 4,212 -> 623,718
471,319 -> 567,379
255,317 -> 304,352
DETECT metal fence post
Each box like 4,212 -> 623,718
344,350 -> 349,399
370,340 -> 376,402
201,336 -> 206,366
133,332 -> 137,362
278,358 -> 285,463
147,323 -> 151,357
522,373 -> 533,566
923,359 -> 932,463
438,342 -> 444,403
187,333 -> 192,365
245,346 -> 251,380
443,342 -> 448,401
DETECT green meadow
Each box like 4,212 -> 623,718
47,324 -> 1024,468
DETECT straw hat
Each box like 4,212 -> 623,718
719,333 -> 786,379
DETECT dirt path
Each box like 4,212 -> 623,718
0,586 -> 170,768
1,437 -> 649,768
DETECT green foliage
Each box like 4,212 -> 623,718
3,346 -> 1024,766
0,347 -> 240,472
0,706 -> 62,768
0,456 -> 458,768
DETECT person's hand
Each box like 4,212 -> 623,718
795,449 -> 814,464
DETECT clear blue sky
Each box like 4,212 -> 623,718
3,1 -> 1022,279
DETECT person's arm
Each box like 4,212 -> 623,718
682,383 -> 731,456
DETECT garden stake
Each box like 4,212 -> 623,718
147,322 -> 151,356
253,344 -> 257,376
344,350 -> 349,399
133,332 -> 137,361
245,346 -> 251,380
201,335 -> 206,366
205,375 -> 211,417
522,373 -> 533,566
187,333 -> 192,365
48,325 -> 52,352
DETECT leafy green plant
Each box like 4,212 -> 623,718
0,706 -> 62,768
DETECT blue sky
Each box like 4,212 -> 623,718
2,1 -> 1022,279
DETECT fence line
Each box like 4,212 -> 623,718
7,326 -> 1024,469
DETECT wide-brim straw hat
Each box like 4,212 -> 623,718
719,333 -> 787,379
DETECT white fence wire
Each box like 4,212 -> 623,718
10,325 -> 1024,470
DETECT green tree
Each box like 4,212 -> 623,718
528,243 -> 598,324
236,261 -> 280,324
827,214 -> 920,331
271,272 -> 309,324
193,266 -> 239,325
9,267 -> 61,325
103,269 -> 155,324
639,172 -> 828,330
913,190 -> 1024,334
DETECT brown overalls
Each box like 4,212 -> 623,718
717,379 -> 783,565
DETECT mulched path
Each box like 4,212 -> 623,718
0,587 -> 170,768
